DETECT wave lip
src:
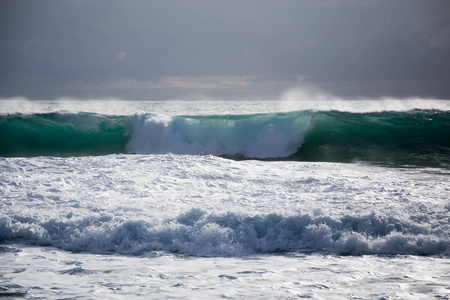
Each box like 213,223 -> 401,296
126,112 -> 314,159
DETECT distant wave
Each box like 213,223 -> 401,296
0,209 -> 448,256
1,110 -> 449,167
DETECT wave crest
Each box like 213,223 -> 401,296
1,110 -> 449,167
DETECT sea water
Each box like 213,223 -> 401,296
0,99 -> 449,299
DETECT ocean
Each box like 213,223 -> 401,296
1,99 -> 449,299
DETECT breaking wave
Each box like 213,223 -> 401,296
1,110 -> 449,167
0,209 -> 448,257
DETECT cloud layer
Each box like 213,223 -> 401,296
1,0 -> 449,100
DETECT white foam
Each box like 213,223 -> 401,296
125,112 -> 313,158
1,155 -> 448,257
2,245 -> 449,299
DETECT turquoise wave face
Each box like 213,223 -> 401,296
294,110 -> 450,167
1,110 -> 449,167
0,113 -> 129,157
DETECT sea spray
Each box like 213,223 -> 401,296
126,112 -> 313,158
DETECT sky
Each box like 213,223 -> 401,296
1,0 -> 449,100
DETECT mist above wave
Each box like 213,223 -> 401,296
1,97 -> 448,116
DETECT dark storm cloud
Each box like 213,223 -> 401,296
1,0 -> 449,100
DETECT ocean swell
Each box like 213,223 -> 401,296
1,110 -> 449,167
